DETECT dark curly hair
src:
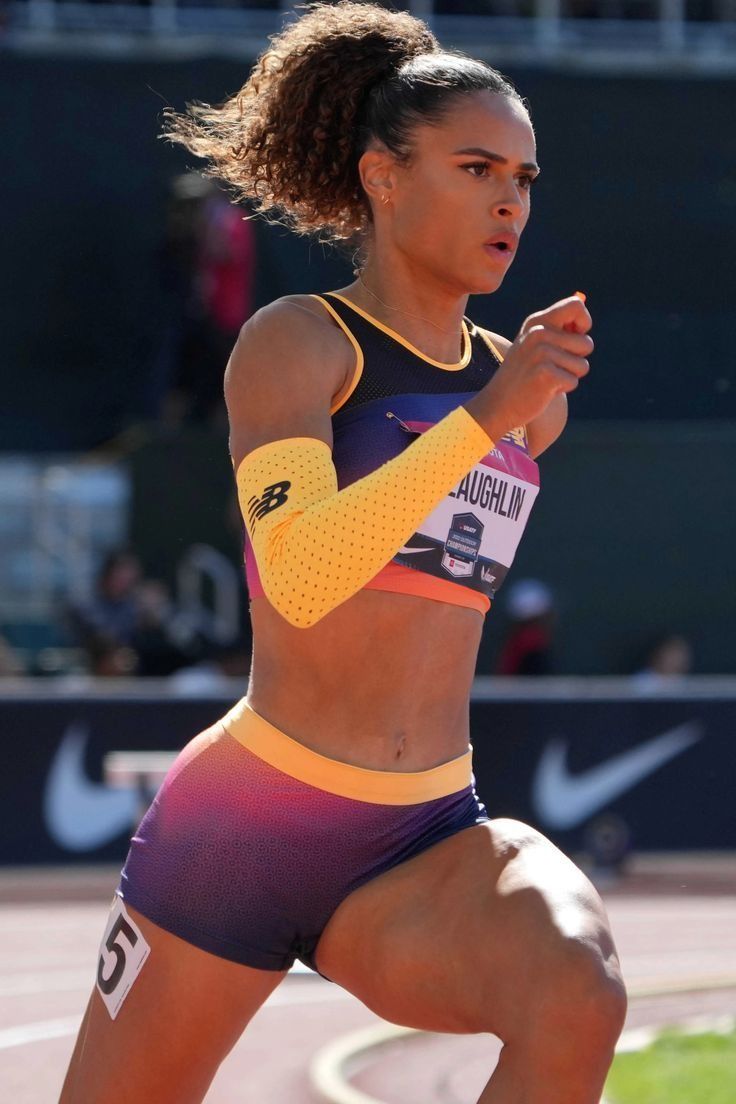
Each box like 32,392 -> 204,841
162,1 -> 527,244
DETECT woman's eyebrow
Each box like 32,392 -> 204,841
453,146 -> 540,174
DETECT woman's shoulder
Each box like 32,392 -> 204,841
245,293 -> 353,352
224,294 -> 353,427
236,291 -> 350,359
247,292 -> 341,331
266,291 -> 337,317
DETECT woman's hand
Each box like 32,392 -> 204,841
466,295 -> 593,445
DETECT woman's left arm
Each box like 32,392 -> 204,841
525,392 -> 568,459
482,331 -> 568,459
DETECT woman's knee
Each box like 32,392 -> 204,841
505,888 -> 628,1049
474,824 -> 627,1041
470,925 -> 627,1048
544,930 -> 627,1035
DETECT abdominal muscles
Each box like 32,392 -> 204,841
246,588 -> 484,772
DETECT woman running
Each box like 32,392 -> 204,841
61,4 -> 626,1102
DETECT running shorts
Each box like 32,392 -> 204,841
117,698 -> 491,975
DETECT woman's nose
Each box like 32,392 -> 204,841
492,189 -> 524,220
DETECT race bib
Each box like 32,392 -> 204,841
391,416 -> 540,599
96,895 -> 151,1019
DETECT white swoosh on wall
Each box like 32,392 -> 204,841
397,546 -> 435,555
531,721 -> 704,830
43,723 -> 138,852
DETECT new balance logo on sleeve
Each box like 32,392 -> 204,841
248,481 -> 292,525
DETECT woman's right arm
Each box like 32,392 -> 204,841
226,294 -> 592,630
225,297 -> 347,467
226,300 -> 493,629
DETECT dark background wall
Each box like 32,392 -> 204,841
4,687 -> 734,863
126,419 -> 736,675
2,56 -> 735,451
499,420 -> 735,675
1,55 -> 734,673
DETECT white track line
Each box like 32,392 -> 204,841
0,971 -> 91,997
626,975 -> 736,997
310,1012 -> 736,1104
0,1017 -> 82,1050
0,977 -> 352,1049
311,1023 -> 420,1104
0,972 -> 349,1006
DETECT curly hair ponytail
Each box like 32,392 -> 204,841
163,1 -> 524,243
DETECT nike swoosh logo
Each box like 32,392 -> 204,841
43,723 -> 138,852
397,546 -> 435,555
531,721 -> 703,830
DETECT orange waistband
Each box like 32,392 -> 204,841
220,697 -> 473,805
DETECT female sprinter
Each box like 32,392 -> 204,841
61,4 -> 626,1102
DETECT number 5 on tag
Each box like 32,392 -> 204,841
96,896 -> 151,1020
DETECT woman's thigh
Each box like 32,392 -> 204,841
60,902 -> 287,1104
313,817 -> 626,1042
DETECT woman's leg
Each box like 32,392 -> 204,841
314,817 -> 626,1104
59,902 -> 287,1104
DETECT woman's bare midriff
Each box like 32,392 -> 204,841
245,589 -> 484,773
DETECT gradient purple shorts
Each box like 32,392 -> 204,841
118,698 -> 490,975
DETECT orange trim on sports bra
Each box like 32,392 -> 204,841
310,295 -> 365,416
325,292 -> 472,372
303,293 -> 493,617
363,562 -> 490,615
476,327 -> 506,365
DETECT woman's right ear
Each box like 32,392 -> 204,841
358,148 -> 395,208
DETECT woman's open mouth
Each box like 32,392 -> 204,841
483,241 -> 514,261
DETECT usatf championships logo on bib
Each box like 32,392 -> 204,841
442,513 -> 483,579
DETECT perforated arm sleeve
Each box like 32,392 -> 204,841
236,404 -> 493,627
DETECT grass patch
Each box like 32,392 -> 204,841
604,1025 -> 736,1104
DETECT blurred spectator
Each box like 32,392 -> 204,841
65,548 -> 203,677
132,579 -> 201,676
631,632 -> 694,690
147,173 -> 256,428
67,549 -> 142,647
495,578 -> 556,675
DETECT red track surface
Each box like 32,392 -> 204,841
0,855 -> 734,1104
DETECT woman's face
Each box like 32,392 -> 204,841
386,91 -> 538,296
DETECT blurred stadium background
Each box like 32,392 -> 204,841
0,0 -> 734,876
1,4 -> 734,1101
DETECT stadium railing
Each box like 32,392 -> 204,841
5,0 -> 736,67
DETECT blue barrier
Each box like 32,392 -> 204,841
2,677 -> 734,864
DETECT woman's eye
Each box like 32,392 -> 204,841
463,164 -> 537,190
463,162 -> 489,177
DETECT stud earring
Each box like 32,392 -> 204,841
381,193 -> 390,205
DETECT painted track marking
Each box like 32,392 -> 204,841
0,1017 -> 82,1050
310,1001 -> 736,1104
311,1023 -> 420,1104
0,977 -> 353,1049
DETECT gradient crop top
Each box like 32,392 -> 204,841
244,292 -> 540,617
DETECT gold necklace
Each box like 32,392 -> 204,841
357,274 -> 465,340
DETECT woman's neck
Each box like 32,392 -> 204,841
342,259 -> 470,365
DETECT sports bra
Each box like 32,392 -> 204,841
244,292 -> 540,617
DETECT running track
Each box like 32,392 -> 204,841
1,855 -> 734,1103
